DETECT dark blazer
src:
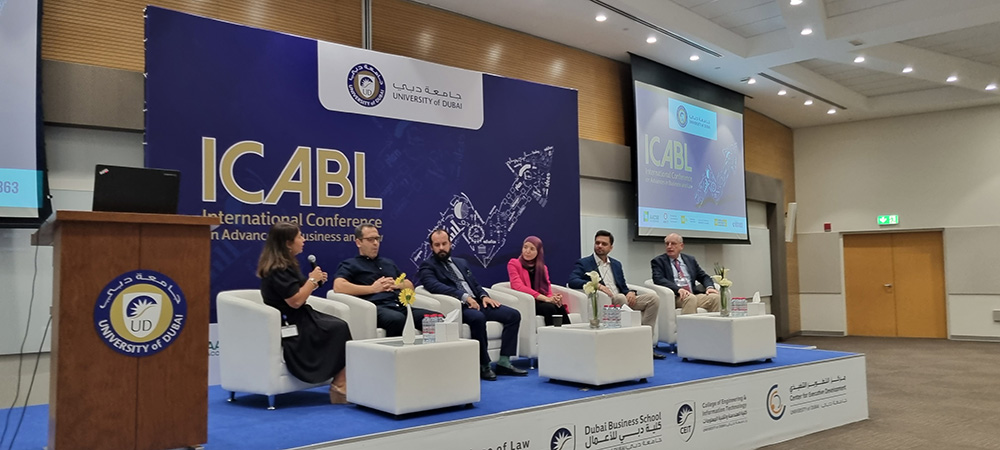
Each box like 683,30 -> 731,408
418,256 -> 489,303
650,253 -> 715,295
567,254 -> 633,295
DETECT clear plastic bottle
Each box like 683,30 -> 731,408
422,314 -> 435,343
732,298 -> 748,317
601,305 -> 611,328
611,305 -> 622,328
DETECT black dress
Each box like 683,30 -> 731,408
260,267 -> 352,383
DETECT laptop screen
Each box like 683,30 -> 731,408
92,165 -> 181,215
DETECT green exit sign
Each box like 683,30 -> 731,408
877,215 -> 899,225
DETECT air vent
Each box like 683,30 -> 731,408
848,39 -> 864,47
589,0 -> 722,58
756,73 -> 847,110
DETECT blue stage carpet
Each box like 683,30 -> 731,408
0,346 -> 856,450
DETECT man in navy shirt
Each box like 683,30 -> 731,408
334,224 -> 435,336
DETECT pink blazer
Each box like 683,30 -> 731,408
507,258 -> 552,298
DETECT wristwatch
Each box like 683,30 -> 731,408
309,278 -> 319,288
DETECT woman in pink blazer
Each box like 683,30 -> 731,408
507,236 -> 569,326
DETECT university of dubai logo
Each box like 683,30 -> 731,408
767,384 -> 785,420
676,401 -> 696,442
347,63 -> 385,107
93,270 -> 187,357
550,426 -> 575,450
676,104 -> 689,128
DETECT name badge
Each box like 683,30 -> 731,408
280,324 -> 298,338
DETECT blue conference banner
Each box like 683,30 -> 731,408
145,8 -> 580,320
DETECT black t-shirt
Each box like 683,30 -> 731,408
260,266 -> 307,323
334,255 -> 403,306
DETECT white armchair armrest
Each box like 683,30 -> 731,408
486,285 -> 534,357
306,295 -> 350,321
326,292 -> 378,340
415,286 -> 462,317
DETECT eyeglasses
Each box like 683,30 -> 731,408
361,236 -> 383,243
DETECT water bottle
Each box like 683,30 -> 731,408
601,305 -> 611,328
422,315 -> 435,343
732,298 -> 748,317
612,305 -> 622,328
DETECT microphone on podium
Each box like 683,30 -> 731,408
307,254 -> 325,287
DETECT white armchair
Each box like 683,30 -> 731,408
216,289 -> 351,410
490,282 -> 584,364
644,279 -> 707,347
414,286 -> 506,361
325,291 -> 441,340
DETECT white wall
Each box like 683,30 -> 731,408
795,104 -> 1000,339
0,126 -> 142,355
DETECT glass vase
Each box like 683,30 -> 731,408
588,292 -> 600,329
719,286 -> 730,317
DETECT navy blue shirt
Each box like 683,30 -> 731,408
334,255 -> 404,306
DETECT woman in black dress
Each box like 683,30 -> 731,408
258,221 -> 351,404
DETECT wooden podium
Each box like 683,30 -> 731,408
35,211 -> 219,450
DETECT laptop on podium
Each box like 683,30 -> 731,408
92,164 -> 181,215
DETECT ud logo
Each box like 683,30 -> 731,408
347,63 -> 386,107
123,293 -> 162,338
676,104 -> 688,128
676,401 -> 696,442
94,270 -> 187,357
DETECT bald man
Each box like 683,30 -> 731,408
650,233 -> 721,314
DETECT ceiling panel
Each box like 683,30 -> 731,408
824,0 -> 906,18
678,0 -> 784,38
902,22 -> 1000,67
800,59 -> 942,96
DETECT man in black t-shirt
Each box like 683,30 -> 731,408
333,224 -> 436,336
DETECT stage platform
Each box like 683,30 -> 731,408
1,345 -> 867,450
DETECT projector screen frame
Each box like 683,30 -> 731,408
628,53 -> 749,245
0,0 -> 51,229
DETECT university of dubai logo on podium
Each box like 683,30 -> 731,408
93,269 -> 187,357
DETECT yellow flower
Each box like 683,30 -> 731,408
395,272 -> 407,285
398,287 -> 416,306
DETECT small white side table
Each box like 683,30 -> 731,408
346,337 -> 479,415
676,313 -> 776,364
537,324 -> 653,385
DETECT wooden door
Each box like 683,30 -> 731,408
843,231 -> 946,338
844,234 -> 897,336
891,232 -> 947,338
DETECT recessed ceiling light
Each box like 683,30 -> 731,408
595,14 -> 607,22
690,55 -> 700,61
801,28 -> 813,36
778,89 -> 787,96
827,108 -> 836,114
986,83 -> 997,91
646,36 -> 657,44
902,66 -> 913,73
853,56 -> 865,63
804,100 -> 813,106
946,75 -> 958,82
748,77 -> 756,84
790,0 -> 803,5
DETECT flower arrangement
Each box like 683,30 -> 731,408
396,273 -> 415,306
711,264 -> 732,316
583,271 -> 602,328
